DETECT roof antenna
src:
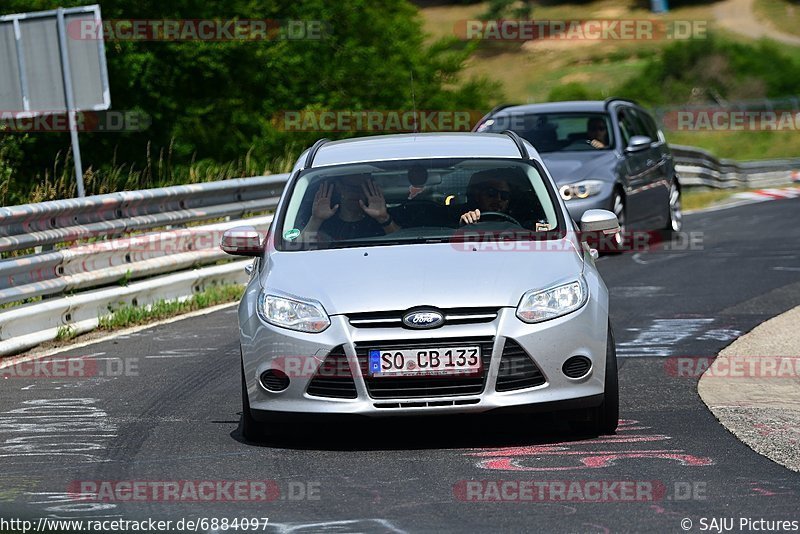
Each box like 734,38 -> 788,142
410,70 -> 418,133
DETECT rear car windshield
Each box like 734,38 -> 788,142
275,158 -> 563,251
479,112 -> 615,153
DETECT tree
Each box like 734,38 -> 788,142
2,0 -> 497,192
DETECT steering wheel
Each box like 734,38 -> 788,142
474,211 -> 522,226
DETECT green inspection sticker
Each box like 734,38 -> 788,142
283,228 -> 301,240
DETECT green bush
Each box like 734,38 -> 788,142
0,127 -> 26,205
613,35 -> 800,106
2,0 -> 498,203
548,82 -> 603,102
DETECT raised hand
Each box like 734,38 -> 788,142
311,182 -> 339,221
359,179 -> 390,223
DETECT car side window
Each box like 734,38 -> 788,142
639,111 -> 662,144
617,108 -> 632,147
632,108 -> 659,142
618,106 -> 647,147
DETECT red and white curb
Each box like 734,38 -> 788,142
732,186 -> 800,202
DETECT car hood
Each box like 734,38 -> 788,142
541,151 -> 618,185
260,241 -> 585,315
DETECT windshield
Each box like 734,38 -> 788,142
276,158 -> 563,251
480,112 -> 614,153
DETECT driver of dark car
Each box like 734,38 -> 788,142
586,117 -> 609,149
459,170 -> 512,225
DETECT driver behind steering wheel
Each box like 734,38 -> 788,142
459,169 -> 513,225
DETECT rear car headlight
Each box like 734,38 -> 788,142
559,180 -> 604,201
257,292 -> 330,333
516,278 -> 588,323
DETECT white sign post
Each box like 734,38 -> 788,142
0,5 -> 110,197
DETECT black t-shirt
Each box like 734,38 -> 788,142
319,215 -> 384,241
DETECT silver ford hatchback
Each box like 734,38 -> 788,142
221,132 -> 621,440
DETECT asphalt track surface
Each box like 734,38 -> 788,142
1,198 -> 799,533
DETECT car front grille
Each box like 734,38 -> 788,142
495,339 -> 546,391
306,346 -> 358,399
355,337 -> 494,399
346,308 -> 498,329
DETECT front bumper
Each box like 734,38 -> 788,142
239,277 -> 609,418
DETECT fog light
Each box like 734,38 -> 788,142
259,369 -> 290,391
562,356 -> 592,378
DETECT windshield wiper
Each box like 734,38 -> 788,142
325,236 -> 453,249
326,239 -> 405,249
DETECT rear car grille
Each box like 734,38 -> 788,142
495,339 -> 546,392
306,346 -> 358,399
356,337 -> 494,399
347,308 -> 498,329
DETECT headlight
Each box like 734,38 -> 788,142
516,278 -> 588,323
257,292 -> 330,333
559,180 -> 605,201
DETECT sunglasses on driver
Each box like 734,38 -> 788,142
480,186 -> 511,201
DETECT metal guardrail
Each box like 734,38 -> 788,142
0,174 -> 287,253
0,216 -> 274,306
0,145 -> 798,357
0,175 -> 288,356
0,262 -> 252,356
671,145 -> 800,189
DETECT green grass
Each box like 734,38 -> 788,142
97,283 -> 244,330
0,296 -> 42,310
55,325 -> 77,341
421,0 -> 718,104
682,184 -> 799,211
666,130 -> 800,161
419,1 -> 800,160
754,0 -> 800,37
682,188 -> 739,211
1,140 -> 301,206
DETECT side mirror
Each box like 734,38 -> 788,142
579,209 -> 620,241
221,226 -> 262,257
625,135 -> 652,153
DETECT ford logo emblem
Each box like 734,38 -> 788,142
402,310 -> 445,329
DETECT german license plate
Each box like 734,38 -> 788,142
369,346 -> 481,377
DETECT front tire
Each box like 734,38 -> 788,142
595,323 -> 619,434
571,322 -> 619,435
663,181 -> 682,237
605,191 -> 627,254
240,356 -> 265,442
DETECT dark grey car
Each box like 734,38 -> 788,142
474,98 -> 682,247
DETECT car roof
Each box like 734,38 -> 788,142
494,101 -> 611,115
309,132 -> 530,168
